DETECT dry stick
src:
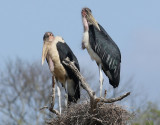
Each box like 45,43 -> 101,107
104,90 -> 107,98
96,92 -> 130,103
40,106 -> 60,116
40,76 -> 61,116
50,76 -> 56,110
92,117 -> 103,124
63,58 -> 130,112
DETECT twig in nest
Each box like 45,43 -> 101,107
92,117 -> 103,124
40,106 -> 60,116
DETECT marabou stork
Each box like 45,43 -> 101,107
81,8 -> 121,97
42,32 -> 80,114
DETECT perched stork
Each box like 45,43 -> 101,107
42,32 -> 80,114
81,8 -> 121,97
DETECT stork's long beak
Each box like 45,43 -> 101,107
86,11 -> 100,31
42,42 -> 49,65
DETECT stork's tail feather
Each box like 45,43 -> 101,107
103,63 -> 120,88
109,63 -> 120,88
109,79 -> 119,88
68,82 -> 80,103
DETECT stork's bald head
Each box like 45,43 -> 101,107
81,7 -> 100,30
81,8 -> 92,17
43,32 -> 54,42
42,32 -> 54,65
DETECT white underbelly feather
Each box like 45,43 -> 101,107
83,31 -> 101,64
86,44 -> 101,64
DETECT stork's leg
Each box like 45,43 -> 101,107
65,82 -> 68,108
113,88 -> 117,98
99,64 -> 104,97
56,82 -> 61,114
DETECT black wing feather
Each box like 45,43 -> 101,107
89,24 -> 121,88
56,42 -> 80,102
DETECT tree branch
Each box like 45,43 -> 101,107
50,76 -> 56,109
95,92 -> 130,103
39,76 -> 60,116
63,58 -> 130,112
40,106 -> 60,116
92,117 -> 103,124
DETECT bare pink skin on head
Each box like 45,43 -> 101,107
81,9 -> 89,32
81,9 -> 87,17
47,32 -> 55,41
81,8 -> 89,50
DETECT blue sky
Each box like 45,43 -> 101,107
0,0 -> 160,104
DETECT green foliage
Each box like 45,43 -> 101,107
132,102 -> 160,125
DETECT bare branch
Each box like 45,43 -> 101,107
40,106 -> 60,116
63,58 -> 130,112
40,76 -> 60,116
92,117 -> 103,124
50,76 -> 56,109
104,90 -> 107,98
96,92 -> 131,103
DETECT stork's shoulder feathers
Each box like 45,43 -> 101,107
54,36 -> 65,43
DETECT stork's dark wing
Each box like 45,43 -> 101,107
56,42 -> 80,102
89,24 -> 121,88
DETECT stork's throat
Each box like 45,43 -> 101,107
82,17 -> 89,31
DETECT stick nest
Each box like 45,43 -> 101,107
46,102 -> 132,125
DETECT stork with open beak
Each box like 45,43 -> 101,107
42,32 -> 80,114
81,8 -> 121,97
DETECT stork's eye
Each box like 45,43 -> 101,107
49,34 -> 53,36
